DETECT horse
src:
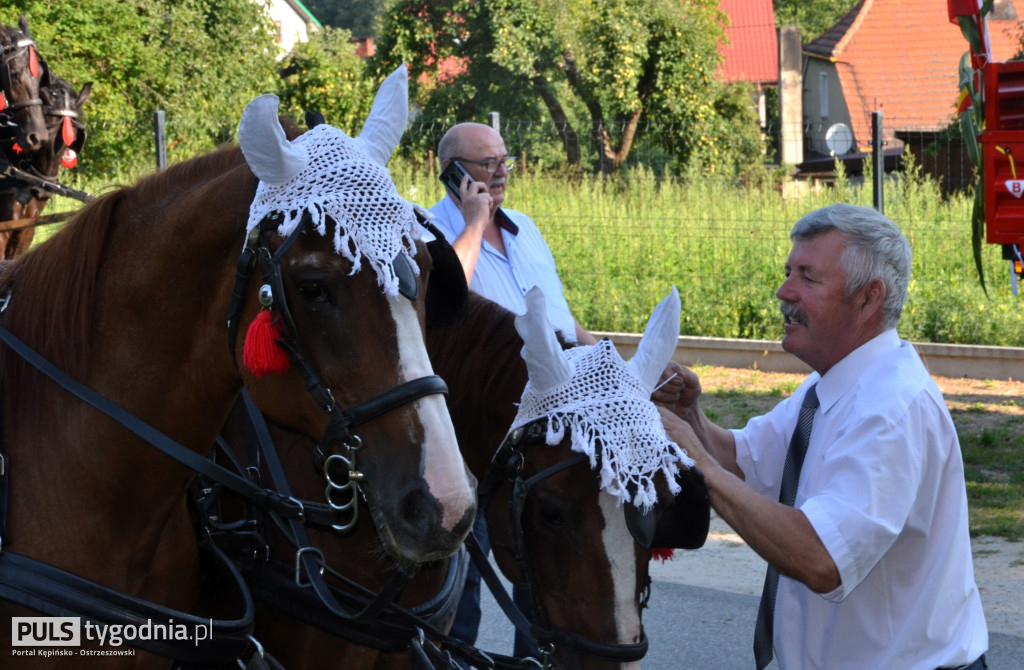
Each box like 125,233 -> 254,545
220,280 -> 708,669
0,15 -> 47,158
0,64 -> 92,259
0,64 -> 475,668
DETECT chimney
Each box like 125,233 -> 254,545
778,26 -> 803,167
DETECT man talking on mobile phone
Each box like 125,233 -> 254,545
428,122 -> 596,347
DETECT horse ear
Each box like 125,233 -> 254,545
238,94 -> 309,186
626,286 -> 681,391
76,82 -> 92,108
352,64 -> 408,166
18,14 -> 30,37
514,287 -> 572,393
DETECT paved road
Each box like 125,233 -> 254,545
476,567 -> 1024,669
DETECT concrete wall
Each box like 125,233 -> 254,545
596,333 -> 1024,382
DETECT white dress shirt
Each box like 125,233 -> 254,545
427,195 -> 578,343
733,329 -> 988,669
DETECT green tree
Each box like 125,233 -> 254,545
303,0 -> 386,37
773,0 -> 856,43
377,0 -> 761,174
1,0 -> 279,178
277,26 -> 378,135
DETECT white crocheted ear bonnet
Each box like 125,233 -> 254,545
237,65 -> 418,297
510,287 -> 694,510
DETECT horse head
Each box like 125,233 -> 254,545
38,65 -> 91,179
0,15 -> 47,155
234,65 -> 475,565
481,286 -> 709,669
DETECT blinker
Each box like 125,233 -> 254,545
623,466 -> 710,550
392,251 -> 417,300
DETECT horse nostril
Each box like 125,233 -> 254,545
400,485 -> 443,537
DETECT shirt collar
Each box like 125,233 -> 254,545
816,329 -> 900,414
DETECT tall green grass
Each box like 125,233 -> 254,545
41,157 -> 1024,347
391,157 -> 1024,346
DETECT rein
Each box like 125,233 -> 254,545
0,322 -> 280,666
474,417 -> 652,666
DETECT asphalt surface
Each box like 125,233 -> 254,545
475,563 -> 1024,669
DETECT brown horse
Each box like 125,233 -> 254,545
0,69 -> 474,668
224,283 -> 707,670
0,63 -> 91,259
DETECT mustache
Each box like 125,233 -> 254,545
781,301 -> 807,326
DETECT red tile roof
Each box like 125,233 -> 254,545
805,0 -> 1022,144
717,0 -> 779,85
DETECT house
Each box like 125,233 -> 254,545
264,0 -> 321,58
716,0 -> 779,128
799,0 -> 1021,180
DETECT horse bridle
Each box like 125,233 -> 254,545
225,210 -> 450,533
0,37 -> 42,117
475,417 -> 653,666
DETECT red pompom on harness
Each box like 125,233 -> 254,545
243,310 -> 291,377
61,149 -> 77,169
62,116 -> 76,147
28,45 -> 38,78
651,548 -> 675,563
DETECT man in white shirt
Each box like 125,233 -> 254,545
428,122 -> 597,347
659,204 -> 988,669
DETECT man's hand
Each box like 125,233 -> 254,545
458,175 -> 492,229
652,362 -> 702,418
658,405 -> 714,472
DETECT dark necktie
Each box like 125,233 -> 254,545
753,383 -> 819,670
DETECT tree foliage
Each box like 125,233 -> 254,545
772,0 -> 855,43
1,0 -> 280,178
302,0 -> 386,37
277,26 -> 377,136
376,0 -> 763,174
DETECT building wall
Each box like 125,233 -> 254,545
266,0 -> 313,58
802,58 -> 855,156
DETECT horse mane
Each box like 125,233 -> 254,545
1,144 -> 247,421
426,290 -> 573,466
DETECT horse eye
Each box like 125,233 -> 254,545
297,281 -> 330,304
535,495 -> 565,526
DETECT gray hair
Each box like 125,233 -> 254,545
791,204 -> 912,330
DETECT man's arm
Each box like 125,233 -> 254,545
574,319 -> 598,345
660,409 -> 841,593
448,178 -> 493,285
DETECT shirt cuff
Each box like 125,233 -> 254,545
800,497 -> 850,602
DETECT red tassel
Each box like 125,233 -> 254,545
243,310 -> 291,377
651,548 -> 675,563
62,116 -> 75,147
61,149 -> 77,169
12,143 -> 22,154
0,92 -> 6,111
28,46 -> 38,78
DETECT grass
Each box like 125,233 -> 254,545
693,365 -> 1024,541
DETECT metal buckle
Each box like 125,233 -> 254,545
294,546 -> 326,587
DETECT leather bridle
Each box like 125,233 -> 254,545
475,417 -> 653,666
224,211 -> 450,533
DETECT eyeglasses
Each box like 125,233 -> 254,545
451,156 -> 517,173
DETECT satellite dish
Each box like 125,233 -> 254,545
825,123 -> 853,155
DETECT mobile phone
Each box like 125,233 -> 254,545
439,160 -> 470,204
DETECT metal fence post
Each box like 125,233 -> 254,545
154,110 -> 167,171
872,110 -> 884,214
487,111 -> 500,135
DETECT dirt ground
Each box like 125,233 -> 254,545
664,366 -> 1024,637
